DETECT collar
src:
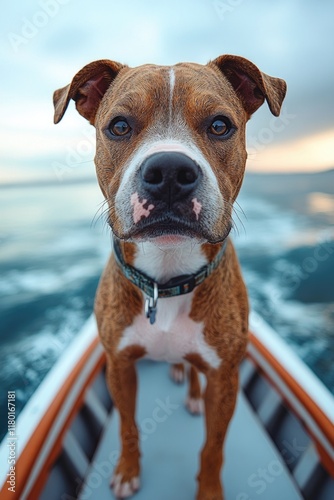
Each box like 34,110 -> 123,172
112,236 -> 228,324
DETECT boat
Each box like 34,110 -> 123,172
0,311 -> 333,499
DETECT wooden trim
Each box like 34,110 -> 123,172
29,353 -> 106,499
0,336 -> 105,500
248,331 -> 334,476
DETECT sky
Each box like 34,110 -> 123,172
1,0 -> 334,184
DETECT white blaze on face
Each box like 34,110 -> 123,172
130,192 -> 154,224
192,198 -> 202,220
169,67 -> 175,123
115,65 -> 224,233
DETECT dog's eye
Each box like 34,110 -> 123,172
108,117 -> 131,137
208,117 -> 231,136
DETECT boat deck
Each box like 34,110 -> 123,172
1,314 -> 332,499
78,360 -> 302,500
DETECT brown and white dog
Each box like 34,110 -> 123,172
53,55 -> 286,499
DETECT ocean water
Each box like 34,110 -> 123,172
0,172 -> 333,440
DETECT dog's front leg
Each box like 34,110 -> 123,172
106,353 -> 142,498
196,366 -> 239,500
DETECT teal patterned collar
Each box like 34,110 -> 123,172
112,236 -> 228,325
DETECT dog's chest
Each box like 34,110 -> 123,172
117,293 -> 220,368
116,240 -> 221,368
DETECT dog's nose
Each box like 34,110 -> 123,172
140,152 -> 200,203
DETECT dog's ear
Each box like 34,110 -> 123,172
210,55 -> 286,117
53,60 -> 126,125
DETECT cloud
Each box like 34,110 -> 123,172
247,129 -> 334,173
1,0 -> 334,182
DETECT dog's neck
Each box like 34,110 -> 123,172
116,237 -> 227,324
132,238 -> 208,283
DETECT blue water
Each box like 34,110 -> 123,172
0,172 -> 333,440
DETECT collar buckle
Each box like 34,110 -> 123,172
159,274 -> 196,297
145,281 -> 158,325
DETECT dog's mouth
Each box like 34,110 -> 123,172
117,215 -> 232,244
127,216 -> 204,242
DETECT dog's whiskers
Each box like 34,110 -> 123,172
91,198 -> 113,233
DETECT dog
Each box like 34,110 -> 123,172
53,55 -> 286,499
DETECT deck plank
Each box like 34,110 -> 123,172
79,360 -> 302,500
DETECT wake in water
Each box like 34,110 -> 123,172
0,173 -> 333,439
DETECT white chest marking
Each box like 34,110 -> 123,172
117,293 -> 221,369
117,238 -> 221,369
134,239 -> 207,283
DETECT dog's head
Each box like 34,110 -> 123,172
54,55 -> 286,244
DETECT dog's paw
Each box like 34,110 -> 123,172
110,454 -> 140,499
185,396 -> 204,415
169,363 -> 185,384
111,474 -> 140,498
196,493 -> 223,500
